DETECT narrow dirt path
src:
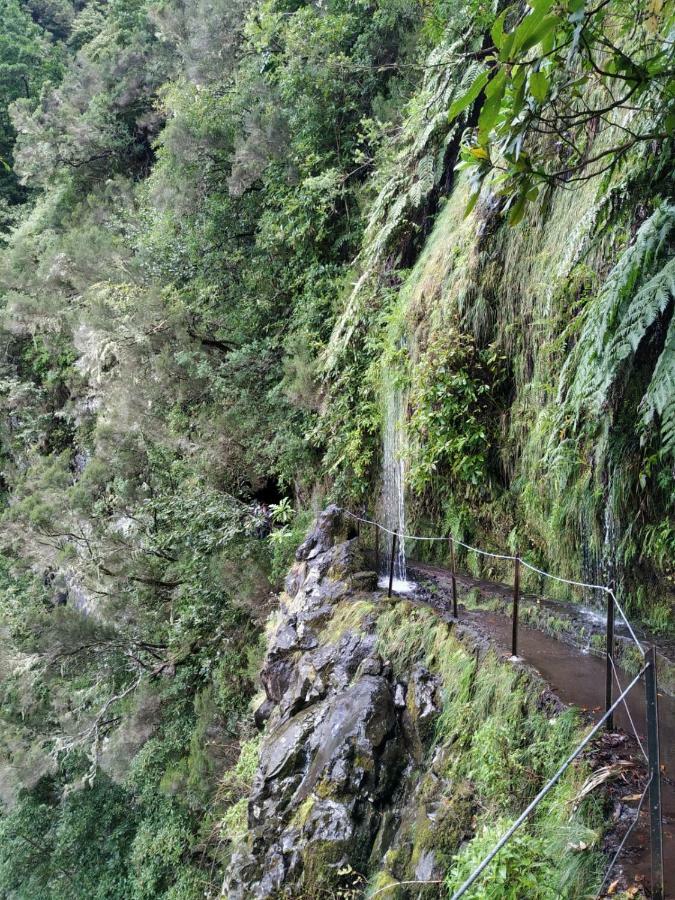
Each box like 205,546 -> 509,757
410,558 -> 675,666
396,566 -> 674,898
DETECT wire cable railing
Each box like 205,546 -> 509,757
338,506 -> 664,900
448,667 -> 648,900
340,508 -> 644,655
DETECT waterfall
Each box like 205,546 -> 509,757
380,375 -> 411,591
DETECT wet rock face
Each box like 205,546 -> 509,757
225,506 -> 407,898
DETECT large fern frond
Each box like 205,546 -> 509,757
559,203 -> 675,413
596,256 -> 675,404
639,313 -> 675,454
551,202 -> 675,459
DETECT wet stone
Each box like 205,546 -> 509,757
224,507 -> 414,899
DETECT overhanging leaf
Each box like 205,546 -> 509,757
529,70 -> 549,102
448,70 -> 490,122
478,70 -> 507,141
518,14 -> 562,53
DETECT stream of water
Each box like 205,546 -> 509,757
379,376 -> 413,593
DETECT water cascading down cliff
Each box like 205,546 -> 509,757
380,375 -> 410,591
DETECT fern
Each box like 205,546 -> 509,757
595,256 -> 675,408
639,312 -> 675,454
558,202 -> 674,418
546,203 -> 675,469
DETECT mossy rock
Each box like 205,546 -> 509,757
409,780 -> 474,875
319,598 -> 376,645
367,870 -> 405,899
300,839 -> 351,894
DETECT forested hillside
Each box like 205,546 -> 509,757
0,0 -> 672,896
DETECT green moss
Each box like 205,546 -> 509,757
373,599 -> 606,898
366,870 -> 404,899
319,598 -> 376,645
291,796 -> 316,829
409,781 -> 474,874
301,839 -> 349,895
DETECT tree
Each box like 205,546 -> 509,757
448,0 -> 675,222
0,0 -> 64,205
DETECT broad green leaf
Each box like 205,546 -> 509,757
485,67 -> 508,99
519,14 -> 561,53
448,70 -> 490,122
491,7 -> 510,49
512,65 -> 526,90
529,70 -> 549,102
508,192 -> 527,225
511,8 -> 548,50
463,190 -> 481,218
478,71 -> 507,141
499,31 -> 516,61
528,0 -> 556,12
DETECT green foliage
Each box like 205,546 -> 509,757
0,765 -> 137,900
219,734 -> 261,845
558,204 -> 674,438
0,0 -> 65,205
446,820 -> 559,899
407,327 -> 499,492
0,0 -> 672,892
375,602 -> 604,898
11,0 -> 170,190
268,509 -> 313,586
269,496 -> 294,525
450,0 -> 674,217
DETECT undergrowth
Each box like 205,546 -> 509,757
374,602 -> 606,898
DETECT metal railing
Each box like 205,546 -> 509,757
341,507 -> 665,900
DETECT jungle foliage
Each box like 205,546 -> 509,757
0,0 -> 672,895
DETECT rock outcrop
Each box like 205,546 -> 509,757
225,506 -> 440,898
223,507 -> 615,900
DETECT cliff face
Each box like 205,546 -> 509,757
224,509 -> 606,898
322,164 -> 674,628
226,506 -> 410,897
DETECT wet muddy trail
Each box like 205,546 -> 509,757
403,563 -> 674,898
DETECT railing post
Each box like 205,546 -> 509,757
449,534 -> 458,618
387,532 -> 398,597
388,531 -> 398,598
605,589 -> 615,731
511,552 -> 520,658
375,524 -> 380,574
645,645 -> 664,900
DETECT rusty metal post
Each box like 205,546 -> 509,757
388,531 -> 398,598
511,552 -> 520,657
645,645 -> 664,900
375,524 -> 380,574
606,590 -> 615,731
449,535 -> 458,618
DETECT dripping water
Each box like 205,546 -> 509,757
379,373 -> 413,593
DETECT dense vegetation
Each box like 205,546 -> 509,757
0,0 -> 672,896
